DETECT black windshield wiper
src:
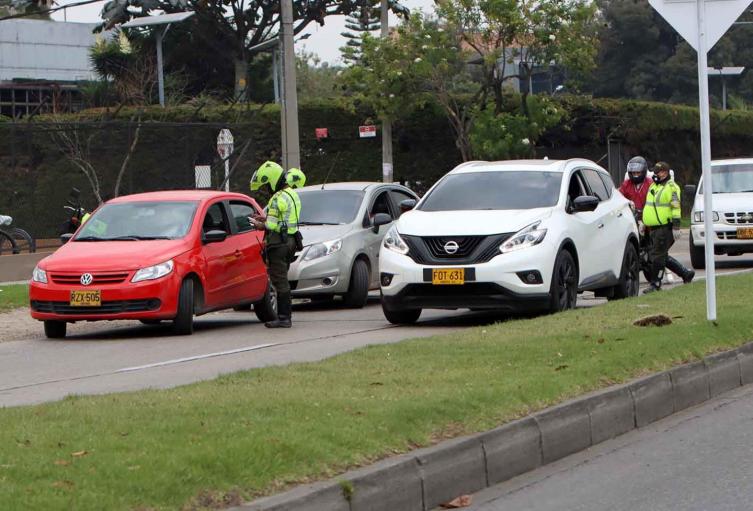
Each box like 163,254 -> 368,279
74,236 -> 107,242
298,221 -> 342,226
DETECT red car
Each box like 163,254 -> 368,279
30,190 -> 277,338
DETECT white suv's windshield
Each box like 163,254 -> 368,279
418,171 -> 562,212
700,164 -> 753,194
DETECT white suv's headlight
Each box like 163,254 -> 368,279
32,266 -> 48,284
383,225 -> 409,255
500,221 -> 547,254
303,239 -> 343,261
693,211 -> 719,223
132,259 -> 174,283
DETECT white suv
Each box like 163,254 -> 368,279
688,158 -> 753,269
379,159 -> 640,324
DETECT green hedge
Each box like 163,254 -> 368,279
2,97 -> 752,238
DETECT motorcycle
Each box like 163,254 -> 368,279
59,188 -> 88,244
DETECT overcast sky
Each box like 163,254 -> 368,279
51,0 -> 435,65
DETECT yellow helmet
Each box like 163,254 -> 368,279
250,161 -> 284,192
286,167 -> 306,189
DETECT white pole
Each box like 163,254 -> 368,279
156,28 -> 165,107
224,158 -> 230,192
280,0 -> 300,169
380,0 -> 393,183
697,0 -> 717,321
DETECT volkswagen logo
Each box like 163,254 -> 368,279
444,241 -> 460,255
80,273 -> 94,286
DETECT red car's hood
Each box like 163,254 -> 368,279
41,239 -> 193,272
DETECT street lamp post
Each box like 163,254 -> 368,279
707,66 -> 745,110
121,12 -> 195,108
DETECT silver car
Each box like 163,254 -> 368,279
288,182 -> 418,308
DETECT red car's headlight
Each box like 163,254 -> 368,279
132,260 -> 174,283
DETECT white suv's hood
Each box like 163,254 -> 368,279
397,208 -> 553,236
693,193 -> 753,213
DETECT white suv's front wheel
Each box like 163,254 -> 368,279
381,296 -> 421,325
549,250 -> 578,313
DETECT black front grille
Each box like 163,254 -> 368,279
31,299 -> 161,315
403,233 -> 514,265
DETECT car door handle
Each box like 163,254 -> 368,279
598,223 -> 604,229
617,212 -> 623,218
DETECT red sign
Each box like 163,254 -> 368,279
315,128 -> 328,140
359,125 -> 377,138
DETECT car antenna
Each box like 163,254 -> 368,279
321,152 -> 341,190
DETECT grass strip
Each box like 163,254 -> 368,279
1,273 -> 753,510
0,283 -> 28,312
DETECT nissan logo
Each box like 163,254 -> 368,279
444,241 -> 459,255
80,273 -> 93,286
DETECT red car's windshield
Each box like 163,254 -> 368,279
75,201 -> 199,241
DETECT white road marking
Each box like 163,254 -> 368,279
115,343 -> 279,373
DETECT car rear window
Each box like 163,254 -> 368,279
75,201 -> 198,240
297,190 -> 365,225
418,171 -> 562,211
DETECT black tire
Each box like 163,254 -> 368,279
139,319 -> 162,325
253,280 -> 278,323
0,231 -> 17,255
44,320 -> 66,339
381,300 -> 421,325
549,250 -> 578,313
172,278 -> 195,335
610,242 -> 640,300
10,228 -> 36,253
689,236 -> 706,269
342,259 -> 370,308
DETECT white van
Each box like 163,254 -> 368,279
688,158 -> 753,269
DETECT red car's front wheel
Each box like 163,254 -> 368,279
172,279 -> 195,335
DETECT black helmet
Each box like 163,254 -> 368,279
626,156 -> 648,184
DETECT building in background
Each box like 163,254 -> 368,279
0,19 -> 99,118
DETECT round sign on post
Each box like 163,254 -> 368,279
217,129 -> 234,192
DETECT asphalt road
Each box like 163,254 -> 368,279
462,384 -> 753,511
1,233 -> 750,408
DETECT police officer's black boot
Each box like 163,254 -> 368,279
666,256 -> 695,284
265,293 -> 292,328
643,266 -> 663,294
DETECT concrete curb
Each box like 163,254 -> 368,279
232,341 -> 753,511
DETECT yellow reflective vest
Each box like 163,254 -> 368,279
642,180 -> 682,227
265,188 -> 301,234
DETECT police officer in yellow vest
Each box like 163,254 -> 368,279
249,162 -> 303,328
642,161 -> 694,293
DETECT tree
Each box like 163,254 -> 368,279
341,14 -> 478,159
589,0 -> 753,107
296,50 -> 342,99
339,0 -> 407,64
438,0 -> 598,116
93,0 -> 408,102
340,0 -> 381,64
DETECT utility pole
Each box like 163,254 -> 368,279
280,0 -> 300,169
380,0 -> 393,183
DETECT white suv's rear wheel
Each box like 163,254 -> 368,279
549,250 -> 578,313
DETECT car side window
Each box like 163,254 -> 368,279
598,172 -> 615,198
202,203 -> 230,234
229,201 -> 256,233
370,191 -> 394,219
567,171 -> 587,206
388,189 -> 416,218
583,169 -> 609,201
